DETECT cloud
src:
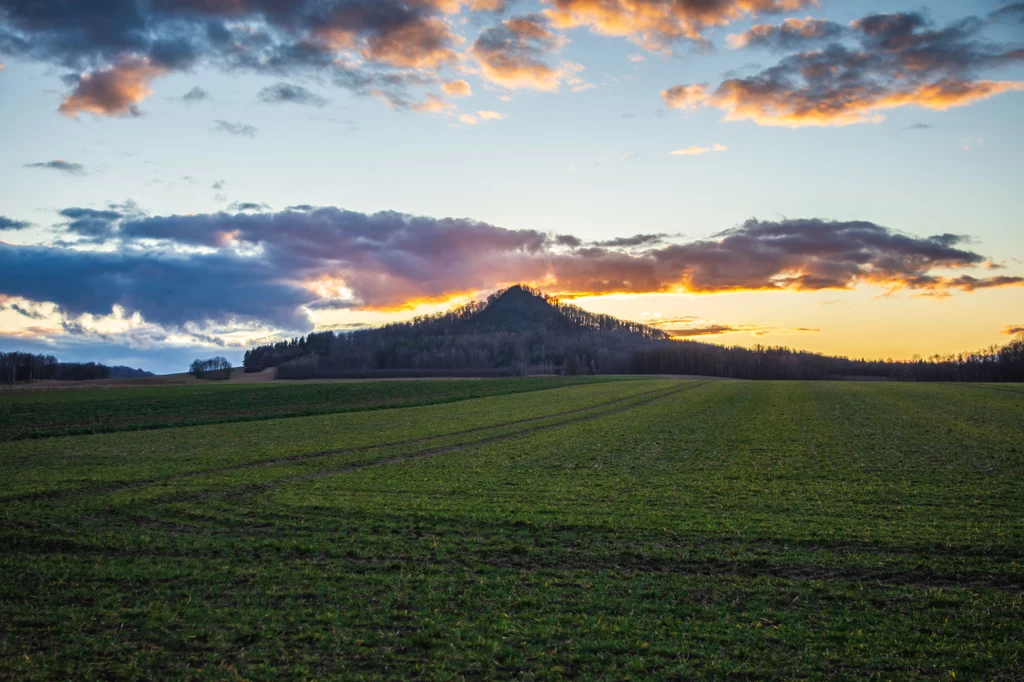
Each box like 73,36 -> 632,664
0,0 -> 496,116
991,4 -> 1024,23
59,57 -> 166,117
1002,325 -> 1024,336
906,122 -> 932,130
213,120 -> 257,137
961,136 -> 985,151
2,206 -> 1019,344
182,86 -> 209,102
257,82 -> 329,107
726,17 -> 843,51
593,233 -> 666,247
411,93 -> 453,114
6,303 -> 45,320
0,216 -> 32,231
656,322 -> 820,337
23,160 -> 87,175
670,143 -> 726,155
542,0 -> 818,50
58,207 -> 124,239
470,14 -> 567,91
0,242 -> 313,330
228,202 -> 271,212
442,79 -> 472,96
662,11 -> 1024,127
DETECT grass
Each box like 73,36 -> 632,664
0,375 -> 623,441
1,379 -> 1022,679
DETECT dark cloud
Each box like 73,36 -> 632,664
661,323 -> 738,337
182,86 -> 209,101
664,11 -> 1024,127
0,241 -> 313,329
213,120 -> 257,137
554,234 -> 582,248
991,4 -> 1024,23
592,234 -> 668,248
0,216 -> 32,231
8,303 -> 45,319
906,122 -> 933,130
228,201 -> 271,212
0,0 -> 482,115
58,207 -> 123,239
0,206 -> 1017,339
24,160 -> 87,175
113,207 -> 552,308
257,82 -> 329,107
727,18 -> 843,51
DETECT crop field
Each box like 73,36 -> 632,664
1,379 -> 1022,680
0,376 -> 614,441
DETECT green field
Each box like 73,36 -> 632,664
1,379 -> 1022,680
0,376 -> 617,441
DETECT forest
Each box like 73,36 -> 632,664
0,351 -> 152,384
242,285 -> 1024,382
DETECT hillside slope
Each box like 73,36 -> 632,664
244,285 -> 668,377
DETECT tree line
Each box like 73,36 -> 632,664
0,351 -> 112,384
629,335 -> 1024,382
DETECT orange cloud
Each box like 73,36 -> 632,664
416,0 -> 505,11
700,78 -> 1024,128
670,143 -> 726,155
361,17 -> 457,69
542,0 -> 815,50
59,58 -> 166,117
1002,325 -> 1024,336
411,94 -> 454,114
470,15 -> 567,91
664,12 -> 1024,127
442,79 -> 473,96
656,321 -> 821,337
457,110 -> 504,125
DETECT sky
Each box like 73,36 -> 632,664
0,0 -> 1022,374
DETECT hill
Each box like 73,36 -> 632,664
108,366 -> 156,379
245,285 -> 669,377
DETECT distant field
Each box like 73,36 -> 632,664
0,376 -> 623,441
1,380 -> 1022,679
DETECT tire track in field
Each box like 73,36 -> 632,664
186,382 -> 691,477
960,384 -> 1024,398
165,381 -> 709,505
5,382 -> 697,504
